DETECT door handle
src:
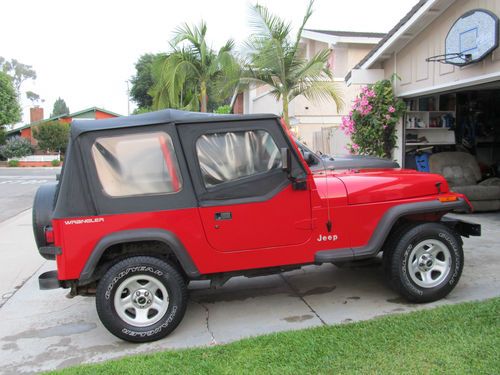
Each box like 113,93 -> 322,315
215,212 -> 232,220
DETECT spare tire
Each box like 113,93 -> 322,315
32,183 -> 58,256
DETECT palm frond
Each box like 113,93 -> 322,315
292,0 -> 314,54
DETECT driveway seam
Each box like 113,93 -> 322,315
279,274 -> 327,326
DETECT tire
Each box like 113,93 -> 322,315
96,256 -> 188,343
32,183 -> 58,252
385,222 -> 463,303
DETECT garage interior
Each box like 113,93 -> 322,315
403,82 -> 500,211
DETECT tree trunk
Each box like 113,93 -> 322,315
200,81 -> 208,113
282,95 -> 290,128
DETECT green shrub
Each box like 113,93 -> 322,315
51,159 -> 61,167
214,105 -> 231,114
8,159 -> 19,167
32,121 -> 70,153
0,136 -> 34,159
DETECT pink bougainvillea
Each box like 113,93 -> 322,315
341,80 -> 405,158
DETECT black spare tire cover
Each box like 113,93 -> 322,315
32,183 -> 58,250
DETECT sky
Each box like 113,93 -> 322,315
1,0 -> 418,125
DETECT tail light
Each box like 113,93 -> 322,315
45,227 -> 55,244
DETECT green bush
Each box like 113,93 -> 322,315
0,136 -> 34,159
33,121 -> 70,153
214,105 -> 231,114
8,159 -> 19,167
51,159 -> 61,167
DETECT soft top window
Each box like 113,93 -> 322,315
196,130 -> 281,188
92,132 -> 182,197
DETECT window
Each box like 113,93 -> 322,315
92,132 -> 182,197
196,130 -> 281,188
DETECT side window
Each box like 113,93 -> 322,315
196,130 -> 282,188
92,132 -> 182,197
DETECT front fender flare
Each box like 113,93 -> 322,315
79,228 -> 200,284
315,198 -> 470,263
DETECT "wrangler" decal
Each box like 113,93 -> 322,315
64,218 -> 105,225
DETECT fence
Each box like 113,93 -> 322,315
8,154 -> 60,162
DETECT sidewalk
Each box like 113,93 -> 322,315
0,210 -> 46,307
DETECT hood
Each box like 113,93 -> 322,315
336,169 -> 449,205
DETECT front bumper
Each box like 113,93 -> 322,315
442,217 -> 481,237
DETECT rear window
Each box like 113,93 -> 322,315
92,132 -> 182,197
196,130 -> 281,188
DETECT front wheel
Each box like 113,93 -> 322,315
96,256 -> 188,342
384,223 -> 463,303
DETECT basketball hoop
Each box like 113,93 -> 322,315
430,9 -> 499,67
426,52 -> 472,64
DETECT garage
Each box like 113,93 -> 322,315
347,0 -> 500,211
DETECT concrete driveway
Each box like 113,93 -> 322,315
0,210 -> 499,374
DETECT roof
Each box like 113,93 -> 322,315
52,106 -> 122,120
345,0 -> 454,82
71,109 -> 278,139
302,29 -> 384,45
304,29 -> 386,38
7,106 -> 122,134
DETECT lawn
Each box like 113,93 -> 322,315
51,298 -> 499,375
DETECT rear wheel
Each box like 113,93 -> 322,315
96,256 -> 187,342
384,223 -> 463,303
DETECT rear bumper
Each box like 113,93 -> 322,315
38,246 -> 62,260
39,270 -> 63,290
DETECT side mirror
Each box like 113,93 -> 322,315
303,151 -> 316,166
281,148 -> 291,173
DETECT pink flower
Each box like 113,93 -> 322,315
360,104 -> 372,116
360,97 -> 369,107
366,89 -> 376,98
341,115 -> 356,136
350,143 -> 360,154
383,124 -> 388,129
388,106 -> 395,113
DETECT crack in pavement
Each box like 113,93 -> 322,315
0,261 -> 47,310
279,274 -> 327,326
192,300 -> 217,345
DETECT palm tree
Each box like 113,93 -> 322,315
151,22 -> 240,112
245,0 -> 343,126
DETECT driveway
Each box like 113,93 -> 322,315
0,209 -> 498,374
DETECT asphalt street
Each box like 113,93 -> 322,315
0,168 -> 60,222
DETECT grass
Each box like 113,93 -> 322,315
51,298 -> 499,375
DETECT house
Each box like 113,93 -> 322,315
237,30 -> 385,154
346,0 -> 500,170
8,106 -> 121,145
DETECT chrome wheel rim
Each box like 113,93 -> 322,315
114,275 -> 169,327
408,239 -> 451,288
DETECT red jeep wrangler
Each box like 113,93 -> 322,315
33,110 -> 480,342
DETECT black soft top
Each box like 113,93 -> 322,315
71,109 -> 278,139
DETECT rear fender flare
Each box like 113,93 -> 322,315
79,228 -> 200,284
